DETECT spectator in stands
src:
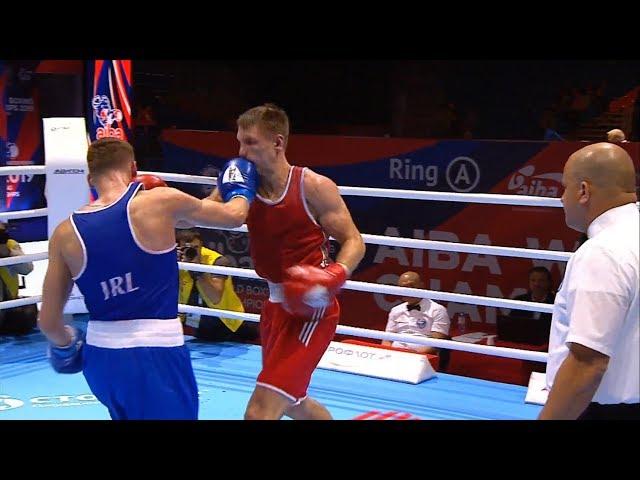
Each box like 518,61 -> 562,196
540,108 -> 565,141
606,128 -> 627,144
177,229 -> 258,342
134,102 -> 161,169
135,104 -> 157,130
0,221 -> 37,336
592,81 -> 608,116
382,271 -> 450,354
510,266 -> 556,323
544,129 -> 565,141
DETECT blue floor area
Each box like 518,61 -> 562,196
1,329 -> 542,420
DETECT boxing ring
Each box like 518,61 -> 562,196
1,333 -> 541,419
0,163 -> 576,420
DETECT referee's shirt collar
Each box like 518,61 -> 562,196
587,203 -> 638,239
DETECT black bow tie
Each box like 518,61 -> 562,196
407,304 -> 421,312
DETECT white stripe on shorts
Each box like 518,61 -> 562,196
298,306 -> 326,346
86,317 -> 185,349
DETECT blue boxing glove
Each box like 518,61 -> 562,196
217,157 -> 259,203
47,325 -> 85,374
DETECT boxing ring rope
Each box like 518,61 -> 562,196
0,208 -> 48,221
0,252 -> 49,267
209,224 -> 573,261
0,165 -> 46,176
0,166 -> 577,363
0,295 -> 43,310
138,170 -> 565,207
0,167 -> 48,222
180,262 -> 553,313
0,252 -> 49,312
178,303 -> 548,363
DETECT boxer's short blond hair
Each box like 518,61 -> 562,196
87,138 -> 134,176
237,103 -> 289,146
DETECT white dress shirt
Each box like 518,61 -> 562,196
385,298 -> 450,351
546,203 -> 639,404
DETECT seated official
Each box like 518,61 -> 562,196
0,222 -> 37,336
177,229 -> 258,342
382,271 -> 450,354
510,266 -> 556,323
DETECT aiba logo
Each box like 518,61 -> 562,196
92,95 -> 124,140
507,165 -> 562,197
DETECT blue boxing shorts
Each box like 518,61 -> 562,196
82,318 -> 198,420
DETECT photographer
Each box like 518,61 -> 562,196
0,221 -> 37,335
177,229 -> 258,342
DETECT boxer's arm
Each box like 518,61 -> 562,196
39,222 -> 75,347
164,188 -> 249,229
305,171 -> 365,275
210,188 -> 224,203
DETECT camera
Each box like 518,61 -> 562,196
179,243 -> 199,262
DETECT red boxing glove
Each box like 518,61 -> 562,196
135,174 -> 167,190
282,263 -> 348,316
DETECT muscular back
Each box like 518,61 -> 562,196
61,188 -> 178,278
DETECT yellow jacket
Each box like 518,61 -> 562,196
179,246 -> 244,332
0,239 -> 21,299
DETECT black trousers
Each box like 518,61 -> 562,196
196,315 -> 259,342
0,303 -> 38,336
578,402 -> 640,420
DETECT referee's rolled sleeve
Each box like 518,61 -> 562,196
565,248 -> 635,357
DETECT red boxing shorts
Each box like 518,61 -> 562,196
256,298 -> 340,403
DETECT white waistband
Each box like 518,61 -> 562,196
86,318 -> 185,349
268,281 -> 284,303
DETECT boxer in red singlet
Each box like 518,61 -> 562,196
236,104 -> 365,420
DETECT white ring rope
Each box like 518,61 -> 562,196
178,262 -> 553,313
337,186 -> 563,207
0,165 -> 46,176
140,170 -> 564,208
137,170 -> 217,186
0,292 -> 548,361
0,165 -> 569,366
0,252 -> 48,267
0,208 -> 48,221
361,234 -> 571,261
0,295 -> 42,311
179,303 -> 548,362
203,224 -> 573,262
